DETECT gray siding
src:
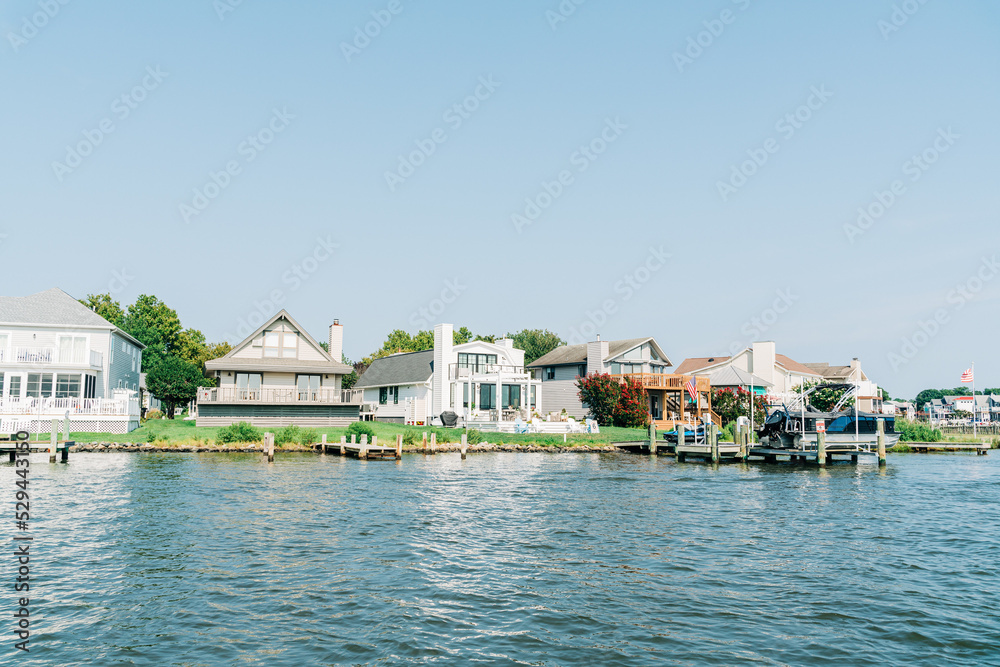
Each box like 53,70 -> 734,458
109,332 -> 141,394
541,364 -> 585,382
540,379 -> 586,419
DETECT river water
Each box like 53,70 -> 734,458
2,451 -> 999,666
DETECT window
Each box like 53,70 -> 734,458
297,374 -> 321,401
458,353 -> 498,373
530,385 -> 537,408
502,384 -> 521,410
7,375 -> 21,399
236,373 -> 262,399
283,333 -> 297,358
55,374 -> 82,399
0,372 -> 3,396
263,332 -> 280,358
263,328 -> 298,358
378,386 -> 398,405
0,333 -> 8,360
479,384 -> 496,410
579,364 -> 586,377
84,375 -> 96,399
26,373 -> 53,398
546,367 -> 555,380
58,336 -> 87,364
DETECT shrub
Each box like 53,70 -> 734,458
402,430 -> 417,446
145,409 -> 163,421
467,428 -> 484,444
613,376 -> 649,428
896,420 -> 942,442
346,421 -> 376,440
721,422 -> 736,443
216,421 -> 263,444
298,428 -> 319,445
274,424 -> 301,446
576,373 -> 621,426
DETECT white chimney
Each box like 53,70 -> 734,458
328,320 -> 343,362
433,323 -> 453,416
586,336 -> 609,375
751,341 -> 776,387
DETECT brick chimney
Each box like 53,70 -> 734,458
328,320 -> 343,362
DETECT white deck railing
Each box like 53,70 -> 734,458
0,396 -> 140,417
7,347 -> 104,367
198,386 -> 364,404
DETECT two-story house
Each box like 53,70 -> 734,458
0,288 -> 144,433
198,310 -> 361,427
355,323 -> 542,425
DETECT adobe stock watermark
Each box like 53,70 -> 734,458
546,0 -> 588,31
878,0 -> 931,40
673,0 -> 752,73
409,279 -> 467,329
213,0 -> 246,21
566,245 -> 670,344
341,0 -> 409,63
179,107 -> 294,224
887,254 -> 998,371
225,235 -> 339,342
717,85 -> 832,202
51,66 -> 169,182
727,288 -> 798,356
7,0 -> 72,52
385,75 -> 500,192
511,117 -> 627,234
843,126 -> 958,244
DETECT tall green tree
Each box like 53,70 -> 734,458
80,293 -> 125,328
145,355 -> 205,419
506,329 -> 565,365
121,295 -> 182,370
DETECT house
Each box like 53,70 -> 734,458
198,311 -> 361,427
883,400 -> 915,420
676,341 -> 822,407
0,288 -> 144,433
528,335 -> 717,428
354,323 -> 542,425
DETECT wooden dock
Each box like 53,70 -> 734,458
2,426 -> 73,462
312,434 -> 402,460
906,441 -> 989,455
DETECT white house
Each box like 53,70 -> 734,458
354,323 -> 542,425
0,288 -> 144,434
199,311 -> 361,427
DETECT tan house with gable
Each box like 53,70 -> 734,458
197,310 -> 361,427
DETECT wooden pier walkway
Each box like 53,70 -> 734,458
311,433 -> 402,460
1,429 -> 73,463
906,441 -> 989,455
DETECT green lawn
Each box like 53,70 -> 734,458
48,419 -> 647,447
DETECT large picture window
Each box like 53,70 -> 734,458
501,384 -> 521,410
478,384 -> 496,410
458,353 -> 498,373
58,336 -> 87,364
378,386 -> 398,405
297,374 -> 321,401
26,373 -> 53,398
236,373 -> 262,399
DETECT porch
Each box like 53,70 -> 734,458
612,373 -> 721,429
448,363 -> 541,424
0,395 -> 141,434
197,386 -> 364,405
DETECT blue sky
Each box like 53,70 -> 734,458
2,0 -> 998,398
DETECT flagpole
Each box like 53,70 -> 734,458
973,362 -> 977,440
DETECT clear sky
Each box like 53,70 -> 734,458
2,0 -> 997,398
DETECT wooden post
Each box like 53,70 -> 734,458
264,432 -> 274,463
63,412 -> 70,443
676,423 -> 685,462
649,423 -> 657,456
877,418 -> 886,466
422,431 -> 428,453
737,425 -> 746,460
710,424 -> 719,464
49,419 -> 58,463
340,435 -> 346,456
359,434 -> 368,460
461,433 -> 468,460
430,432 -> 436,454
372,435 -> 378,448
817,430 -> 827,467
62,441 -> 71,463
396,433 -> 403,460
321,433 -> 327,453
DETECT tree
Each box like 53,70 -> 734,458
144,355 -> 205,419
506,329 -> 565,365
121,295 -> 182,370
576,373 -> 621,426
454,327 -> 474,345
80,293 -> 124,327
614,376 -> 649,428
341,353 -> 359,390
712,387 -> 767,426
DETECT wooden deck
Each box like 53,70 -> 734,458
906,442 -> 989,455
611,373 -> 721,429
312,434 -> 402,460
1,441 -> 73,462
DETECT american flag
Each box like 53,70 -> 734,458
685,378 -> 697,401
961,368 -> 974,383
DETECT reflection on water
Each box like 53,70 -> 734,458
2,452 -> 999,665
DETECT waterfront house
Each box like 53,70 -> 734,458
198,311 -> 361,427
0,288 -> 143,433
802,359 -> 882,412
676,342 -> 822,408
354,323 -> 542,426
528,335 -> 717,429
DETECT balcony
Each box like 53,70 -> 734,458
611,373 -> 711,393
198,386 -> 364,405
4,347 -> 104,368
0,396 -> 140,417
449,363 -> 532,381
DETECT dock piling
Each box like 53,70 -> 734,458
676,423 -> 686,462
340,435 -> 347,456
359,434 -> 369,460
49,419 -> 58,463
710,423 -> 719,464
264,432 -> 275,463
817,431 -> 827,467
396,434 -> 403,460
461,433 -> 468,460
649,424 -> 657,456
430,432 -> 436,454
320,434 -> 327,453
877,418 -> 886,466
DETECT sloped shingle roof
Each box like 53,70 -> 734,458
354,350 -> 434,388
0,288 -> 144,347
528,338 -> 669,368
